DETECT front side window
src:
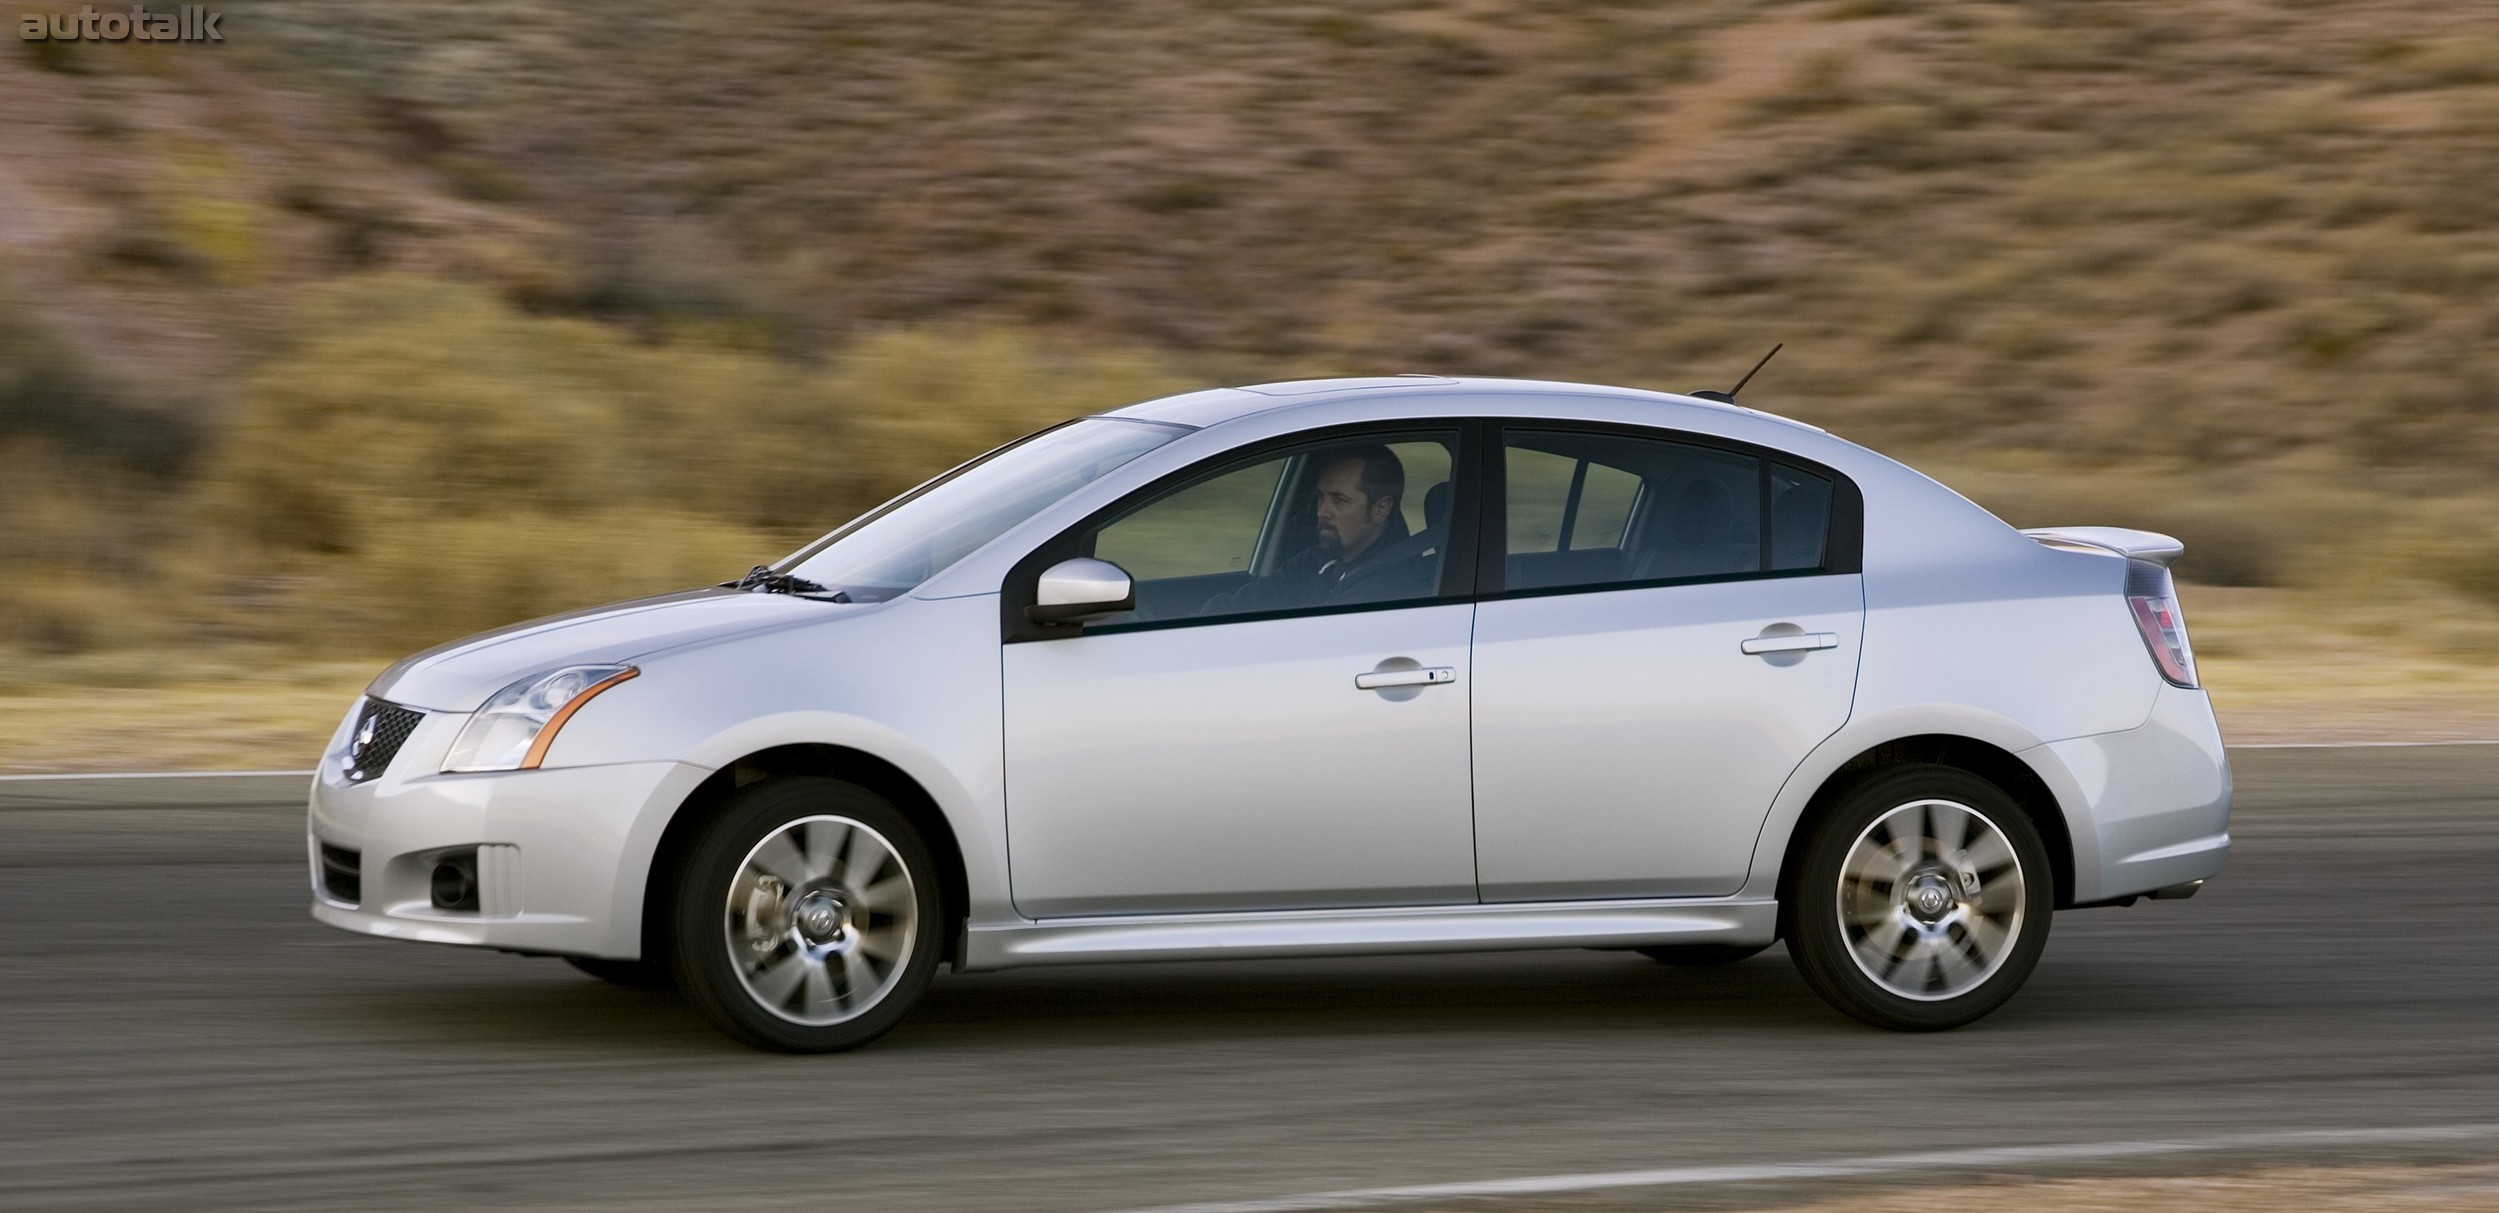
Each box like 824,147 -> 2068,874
782,418 -> 1186,602
1501,428 -> 1834,594
1088,431 -> 1459,625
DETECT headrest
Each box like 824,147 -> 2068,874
1423,481 -> 1452,532
1669,478 -> 1734,545
1772,487 -> 1823,561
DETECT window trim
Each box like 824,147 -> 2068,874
1476,419 -> 1864,603
998,416 -> 1865,640
1000,420 -> 1488,643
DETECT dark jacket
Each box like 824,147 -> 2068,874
1200,517 -> 1443,617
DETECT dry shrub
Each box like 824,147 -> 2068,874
2364,37 -> 2499,93
297,508 -> 785,651
1930,462 -> 2384,589
2377,498 -> 2499,611
191,274 -> 1190,650
0,571 -> 164,656
0,280 -> 205,655
830,325 -> 1192,508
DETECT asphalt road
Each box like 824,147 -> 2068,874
4,746 -> 2497,1212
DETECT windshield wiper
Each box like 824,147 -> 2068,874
728,565 -> 847,600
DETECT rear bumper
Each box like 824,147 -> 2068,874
2033,682 -> 2232,904
307,736 -> 707,958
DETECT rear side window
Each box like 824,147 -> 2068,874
1769,465 -> 1832,572
1499,428 -> 1841,595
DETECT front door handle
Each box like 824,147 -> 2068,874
1741,632 -> 1839,655
1354,667 -> 1457,690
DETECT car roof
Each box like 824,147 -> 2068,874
1104,376 -> 1818,433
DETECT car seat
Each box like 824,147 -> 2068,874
1632,478 -> 1757,579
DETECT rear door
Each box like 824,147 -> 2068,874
1470,425 -> 1864,900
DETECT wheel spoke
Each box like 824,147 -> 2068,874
1886,938 -> 1938,992
746,834 -> 811,888
799,820 -> 848,881
840,830 -> 890,891
1885,814 -> 1925,870
1845,895 -> 1897,929
1962,830 -> 2015,877
839,948 -> 880,1010
800,957 -> 837,1015
1843,842 -> 1909,886
746,950 -> 808,1008
1857,911 -> 1910,958
1961,909 -> 2011,960
855,922 -> 909,963
1934,931 -> 1983,987
1969,874 -> 2023,915
1932,803 -> 1971,859
854,875 -> 913,916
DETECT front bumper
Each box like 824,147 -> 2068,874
308,714 -> 706,957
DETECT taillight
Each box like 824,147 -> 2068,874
2125,560 -> 2198,688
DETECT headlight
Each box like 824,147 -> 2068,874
442,665 -> 638,773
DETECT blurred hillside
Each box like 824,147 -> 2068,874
4,0 -> 2499,763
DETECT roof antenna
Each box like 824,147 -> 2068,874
1689,342 -> 1782,403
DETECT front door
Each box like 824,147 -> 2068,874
1470,426 -> 1864,900
1002,429 -> 1478,917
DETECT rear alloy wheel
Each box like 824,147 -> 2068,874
1788,766 -> 2052,1031
670,777 -> 944,1052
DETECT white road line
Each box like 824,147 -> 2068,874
1106,1122 -> 2499,1213
2232,739 -> 2499,749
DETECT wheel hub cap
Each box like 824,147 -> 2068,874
1905,872 -> 1954,919
794,890 -> 849,946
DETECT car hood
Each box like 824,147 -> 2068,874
365,588 -> 839,712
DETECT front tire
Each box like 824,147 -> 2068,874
668,777 -> 945,1052
1787,766 -> 2052,1031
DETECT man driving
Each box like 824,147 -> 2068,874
1201,445 -> 1440,615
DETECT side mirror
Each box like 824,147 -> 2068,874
1026,557 -> 1135,626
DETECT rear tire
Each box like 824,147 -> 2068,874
668,777 -> 945,1052
1787,765 -> 2053,1031
1636,943 -> 1769,966
564,955 -> 673,989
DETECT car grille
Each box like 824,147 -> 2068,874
318,843 -> 362,905
343,699 -> 424,783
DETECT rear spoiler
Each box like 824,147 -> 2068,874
2021,526 -> 2185,568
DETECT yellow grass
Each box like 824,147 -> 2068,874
0,659 -> 378,775
2188,586 -> 2499,744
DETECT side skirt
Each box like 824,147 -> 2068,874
958,897 -> 1779,972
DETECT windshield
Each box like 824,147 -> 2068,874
780,417 -> 1188,601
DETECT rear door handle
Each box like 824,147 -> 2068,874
1354,667 -> 1457,690
1741,632 -> 1839,655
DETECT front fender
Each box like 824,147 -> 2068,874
543,593 -> 1014,951
599,710 -> 1016,946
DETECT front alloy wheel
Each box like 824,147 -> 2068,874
1788,766 -> 2052,1031
671,778 -> 944,1052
